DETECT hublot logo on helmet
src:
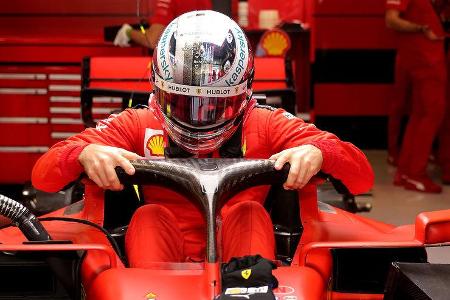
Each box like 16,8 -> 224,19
206,89 -> 231,95
169,85 -> 190,93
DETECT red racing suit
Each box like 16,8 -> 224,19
386,0 -> 447,177
151,0 -> 212,26
32,103 -> 374,264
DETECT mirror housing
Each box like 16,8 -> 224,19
415,209 -> 450,244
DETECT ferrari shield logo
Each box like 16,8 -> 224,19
241,269 -> 251,279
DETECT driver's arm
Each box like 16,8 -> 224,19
32,109 -> 141,193
266,110 -> 374,195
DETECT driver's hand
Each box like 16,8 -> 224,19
78,144 -> 142,191
269,145 -> 323,190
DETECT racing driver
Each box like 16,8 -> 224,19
32,11 -> 374,267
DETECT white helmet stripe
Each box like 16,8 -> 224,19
154,73 -> 248,97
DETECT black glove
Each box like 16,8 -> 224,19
221,255 -> 278,289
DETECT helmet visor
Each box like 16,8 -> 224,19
155,86 -> 247,130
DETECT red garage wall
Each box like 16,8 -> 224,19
312,0 -> 396,117
0,0 -> 149,183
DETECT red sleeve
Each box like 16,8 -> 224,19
386,0 -> 409,11
267,109 -> 374,195
150,0 -> 176,26
31,109 -> 140,193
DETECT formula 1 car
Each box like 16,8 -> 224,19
0,158 -> 449,299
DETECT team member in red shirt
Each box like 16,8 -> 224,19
441,63 -> 450,184
386,0 -> 447,192
438,1 -> 450,184
114,0 -> 211,48
33,11 -> 374,266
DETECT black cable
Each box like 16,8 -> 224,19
0,194 -> 51,241
39,217 -> 125,264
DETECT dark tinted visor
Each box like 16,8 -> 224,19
155,86 -> 247,129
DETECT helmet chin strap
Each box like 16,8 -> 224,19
164,122 -> 244,158
164,137 -> 195,158
218,122 -> 243,158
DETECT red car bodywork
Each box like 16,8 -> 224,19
0,179 -> 448,299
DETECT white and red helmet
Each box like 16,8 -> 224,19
150,10 -> 254,154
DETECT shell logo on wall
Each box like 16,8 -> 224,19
260,29 -> 291,57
